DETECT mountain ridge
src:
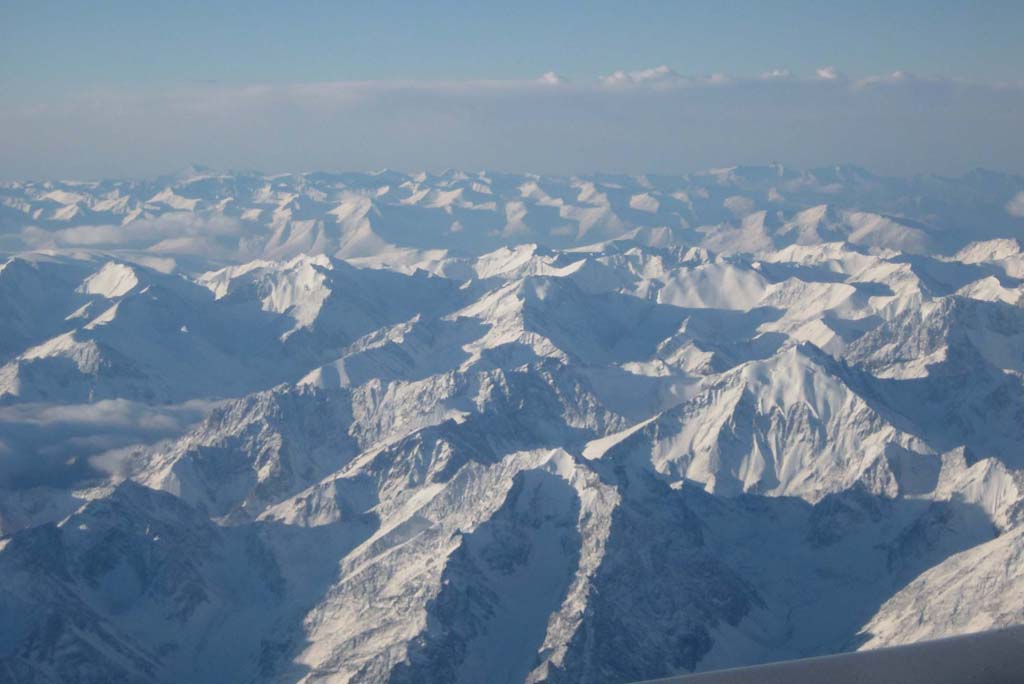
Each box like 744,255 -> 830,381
1,167 -> 1023,683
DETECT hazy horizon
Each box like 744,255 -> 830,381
3,2 -> 1024,180
4,160 -> 1024,186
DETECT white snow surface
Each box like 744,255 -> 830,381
2,166 -> 1024,683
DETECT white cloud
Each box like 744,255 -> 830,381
0,398 -> 218,487
854,71 -> 914,88
537,71 -> 566,85
600,64 -> 684,87
22,224 -> 123,246
1007,192 -> 1024,217
816,66 -> 842,80
20,213 -> 249,256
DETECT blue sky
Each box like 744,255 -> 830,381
3,0 -> 1022,89
1,1 -> 1022,178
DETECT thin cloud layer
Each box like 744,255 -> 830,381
1,68 -> 1022,179
0,399 -> 216,488
18,213 -> 252,258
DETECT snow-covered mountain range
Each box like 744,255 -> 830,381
1,165 -> 1024,683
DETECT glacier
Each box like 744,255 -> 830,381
1,165 -> 1023,683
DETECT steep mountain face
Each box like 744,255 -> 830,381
2,167 -> 1024,683
590,344 -> 930,502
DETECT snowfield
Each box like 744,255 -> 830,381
1,165 -> 1024,683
